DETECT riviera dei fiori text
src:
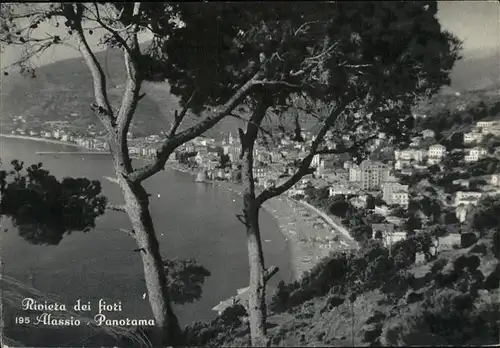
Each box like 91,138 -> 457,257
19,298 -> 155,326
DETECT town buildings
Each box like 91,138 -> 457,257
382,182 -> 409,207
347,160 -> 390,190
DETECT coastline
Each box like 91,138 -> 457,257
1,133 -> 353,282
0,134 -> 82,148
207,180 -> 356,281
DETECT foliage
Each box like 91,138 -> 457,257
365,194 -> 375,210
327,195 -> 350,217
468,196 -> 500,236
404,214 -> 422,234
163,259 -> 211,305
0,159 -> 107,245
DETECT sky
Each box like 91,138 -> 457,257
1,1 -> 499,69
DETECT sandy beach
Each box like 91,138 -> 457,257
209,180 -> 357,281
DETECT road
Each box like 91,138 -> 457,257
297,200 -> 358,249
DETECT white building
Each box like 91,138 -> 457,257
422,129 -> 435,139
464,129 -> 483,144
454,191 -> 483,207
394,149 -> 425,162
395,160 -> 410,171
464,147 -> 488,163
382,182 -> 409,207
488,173 -> 500,187
311,154 -> 321,168
427,144 -> 447,158
455,204 -> 473,223
477,120 -> 500,132
348,160 -> 390,190
329,183 -> 360,197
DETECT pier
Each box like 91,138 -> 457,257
35,151 -> 111,155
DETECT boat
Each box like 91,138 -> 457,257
195,170 -> 207,183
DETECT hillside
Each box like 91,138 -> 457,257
2,45 -> 498,139
183,234 -> 499,346
0,47 -> 300,138
449,48 -> 500,93
0,48 -> 176,137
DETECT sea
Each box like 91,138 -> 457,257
0,136 -> 293,347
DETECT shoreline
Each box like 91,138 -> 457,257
0,134 -> 82,148
1,133 -> 354,281
207,180 -> 356,281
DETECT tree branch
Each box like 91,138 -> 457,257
315,134 -> 379,154
71,4 -> 114,129
256,95 -> 354,205
253,79 -> 301,89
107,204 -> 127,213
127,71 -> 263,183
167,89 -> 198,138
112,3 -> 142,175
294,21 -> 320,36
91,3 -> 133,55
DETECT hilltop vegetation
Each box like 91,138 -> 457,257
3,43 -> 499,140
1,46 -> 313,139
183,225 -> 499,346
1,47 -> 174,137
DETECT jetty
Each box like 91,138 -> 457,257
36,151 -> 111,155
212,266 -> 278,315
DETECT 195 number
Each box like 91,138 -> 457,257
14,316 -> 30,324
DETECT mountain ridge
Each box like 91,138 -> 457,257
1,47 -> 498,137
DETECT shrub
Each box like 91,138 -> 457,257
220,304 -> 247,325
431,258 -> 448,273
491,229 -> 499,258
469,242 -> 489,256
484,264 -> 500,290
461,232 -> 478,248
453,255 -> 469,272
269,280 -> 290,313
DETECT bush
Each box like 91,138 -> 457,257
461,232 -> 478,248
269,280 -> 290,313
431,258 -> 448,273
469,242 -> 489,256
491,229 -> 499,258
220,304 -> 247,325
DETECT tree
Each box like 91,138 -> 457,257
17,2 -> 457,345
219,153 -> 231,168
328,197 -> 350,218
1,3 -> 276,344
428,164 -> 441,175
0,160 -> 107,245
351,224 -> 374,244
366,194 -> 376,210
162,259 -> 211,305
468,196 -> 500,236
448,132 -> 464,150
405,214 -> 423,235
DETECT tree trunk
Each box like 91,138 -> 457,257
238,95 -> 273,347
241,134 -> 269,346
243,195 -> 269,347
119,178 -> 181,346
